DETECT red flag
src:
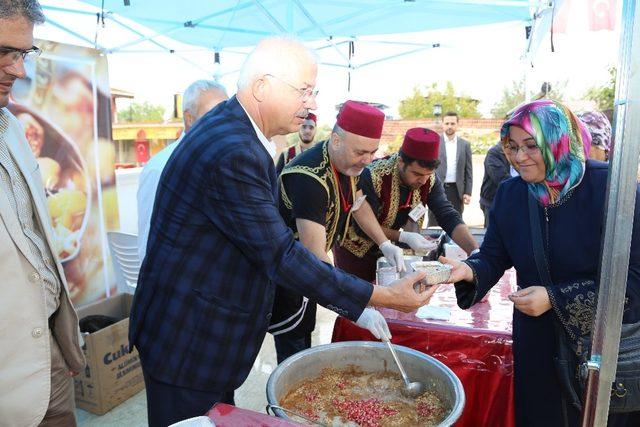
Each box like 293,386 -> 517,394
552,0 -> 572,34
587,0 -> 616,31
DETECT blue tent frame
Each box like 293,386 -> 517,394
41,0 -> 557,74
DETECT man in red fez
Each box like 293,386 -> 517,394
333,127 -> 479,282
271,101 -> 407,363
275,112 -> 317,174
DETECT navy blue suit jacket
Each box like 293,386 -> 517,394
457,160 -> 640,425
129,96 -> 372,391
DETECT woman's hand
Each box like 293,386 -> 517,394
508,286 -> 552,316
439,256 -> 474,283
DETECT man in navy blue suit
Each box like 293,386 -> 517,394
129,37 -> 434,426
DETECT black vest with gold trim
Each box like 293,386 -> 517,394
340,153 -> 435,258
280,140 -> 357,251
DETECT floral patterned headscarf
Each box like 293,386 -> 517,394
577,111 -> 612,153
500,99 -> 592,206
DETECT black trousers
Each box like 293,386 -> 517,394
429,183 -> 463,227
481,204 -> 490,228
274,332 -> 311,364
143,368 -> 234,427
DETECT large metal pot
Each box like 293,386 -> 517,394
266,341 -> 465,426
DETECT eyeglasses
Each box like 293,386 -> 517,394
505,143 -> 540,157
0,45 -> 41,65
265,74 -> 318,101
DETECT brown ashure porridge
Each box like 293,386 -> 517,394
280,366 -> 446,427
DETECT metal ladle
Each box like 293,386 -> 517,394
383,338 -> 426,398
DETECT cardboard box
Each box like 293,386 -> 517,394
74,293 -> 145,414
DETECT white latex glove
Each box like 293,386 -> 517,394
355,307 -> 392,341
399,231 -> 438,253
379,240 -> 405,272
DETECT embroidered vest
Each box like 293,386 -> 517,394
340,153 -> 435,258
280,140 -> 357,252
283,144 -> 302,167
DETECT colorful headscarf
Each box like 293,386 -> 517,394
500,99 -> 591,206
577,111 -> 612,153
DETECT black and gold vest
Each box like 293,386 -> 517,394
280,140 -> 357,252
340,153 -> 435,257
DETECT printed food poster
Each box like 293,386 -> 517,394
9,40 -> 118,306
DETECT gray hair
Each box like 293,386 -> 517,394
332,123 -> 345,137
237,36 -> 318,90
182,80 -> 227,114
0,0 -> 45,24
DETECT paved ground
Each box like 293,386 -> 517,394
77,308 -> 338,426
77,155 -> 488,426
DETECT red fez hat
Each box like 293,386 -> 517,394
336,100 -> 384,139
401,127 -> 439,161
305,112 -> 317,123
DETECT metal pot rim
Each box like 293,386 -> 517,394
266,341 -> 465,426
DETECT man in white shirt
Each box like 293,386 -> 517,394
137,80 -> 228,260
430,111 -> 472,225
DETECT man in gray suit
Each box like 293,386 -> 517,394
0,1 -> 85,425
429,111 -> 472,226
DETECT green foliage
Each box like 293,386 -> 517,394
117,101 -> 166,123
586,66 -> 616,112
471,134 -> 498,155
491,79 -> 566,119
398,82 -> 481,119
385,134 -> 404,156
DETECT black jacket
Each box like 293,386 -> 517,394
479,143 -> 511,208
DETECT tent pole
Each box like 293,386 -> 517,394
108,2 -> 260,52
356,45 -> 440,68
581,0 -> 640,425
252,0 -> 287,33
103,14 -> 173,53
43,17 -> 106,50
292,0 -> 350,64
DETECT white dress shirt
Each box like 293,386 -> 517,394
238,100 -> 277,158
0,109 -> 61,317
444,134 -> 458,183
137,133 -> 184,261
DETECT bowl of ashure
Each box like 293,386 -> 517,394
8,102 -> 91,263
410,261 -> 453,286
266,341 -> 465,426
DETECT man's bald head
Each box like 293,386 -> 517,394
235,37 -> 318,139
237,37 -> 318,91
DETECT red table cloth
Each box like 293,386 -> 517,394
332,269 -> 517,427
207,403 -> 302,426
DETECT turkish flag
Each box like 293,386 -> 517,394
553,0 -> 572,34
135,140 -> 150,164
587,0 -> 616,31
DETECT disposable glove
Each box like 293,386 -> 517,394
399,231 -> 438,253
355,307 -> 391,341
379,240 -> 405,272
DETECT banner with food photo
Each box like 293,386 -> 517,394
9,40 -> 118,306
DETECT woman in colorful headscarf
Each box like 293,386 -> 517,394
577,110 -> 613,162
442,100 -> 640,426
